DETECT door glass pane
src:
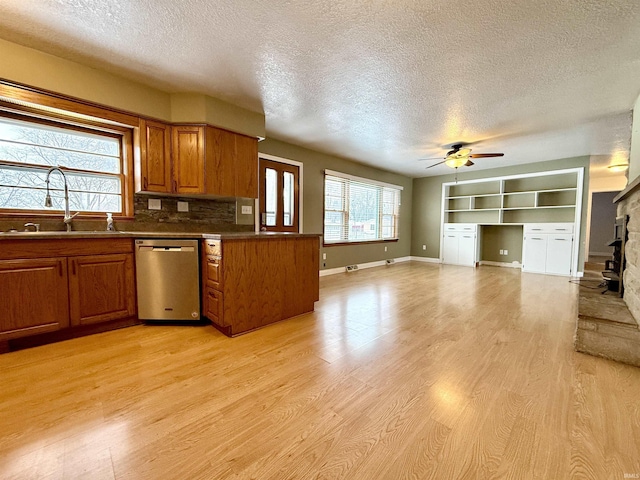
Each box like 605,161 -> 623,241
265,168 -> 277,226
283,171 -> 294,227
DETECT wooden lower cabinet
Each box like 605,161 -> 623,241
0,238 -> 137,344
202,236 -> 319,336
68,253 -> 136,326
0,258 -> 69,340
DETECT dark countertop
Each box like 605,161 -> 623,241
0,230 -> 321,240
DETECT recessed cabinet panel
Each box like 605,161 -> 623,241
172,126 -> 205,194
68,253 -> 136,326
545,235 -> 573,276
442,234 -> 460,265
0,258 -> 69,340
140,119 -> 172,193
522,235 -> 548,274
235,133 -> 259,198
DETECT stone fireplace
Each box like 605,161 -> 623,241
574,179 -> 640,366
616,183 -> 640,319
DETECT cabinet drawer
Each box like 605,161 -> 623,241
524,223 -> 574,234
203,240 -> 221,256
206,259 -> 221,284
205,288 -> 224,326
443,223 -> 477,233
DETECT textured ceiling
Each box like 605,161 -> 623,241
1,0 -> 640,178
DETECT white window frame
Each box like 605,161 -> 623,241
324,169 -> 402,244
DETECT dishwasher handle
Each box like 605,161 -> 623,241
150,246 -> 195,252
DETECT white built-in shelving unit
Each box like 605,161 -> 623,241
440,168 -> 584,275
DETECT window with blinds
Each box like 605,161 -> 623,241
0,113 -> 125,214
324,170 -> 402,244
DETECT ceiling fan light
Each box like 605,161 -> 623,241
445,157 -> 469,169
607,163 -> 629,172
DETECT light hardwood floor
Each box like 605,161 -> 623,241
1,262 -> 639,479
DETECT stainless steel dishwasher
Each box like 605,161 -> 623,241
135,239 -> 201,321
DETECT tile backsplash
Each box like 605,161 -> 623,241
0,194 -> 255,233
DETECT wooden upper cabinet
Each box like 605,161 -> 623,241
172,125 -> 205,194
140,119 -> 172,193
206,127 -> 236,197
68,253 -> 136,326
0,258 -> 69,340
138,121 -> 258,198
235,133 -> 259,198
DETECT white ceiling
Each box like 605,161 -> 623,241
1,0 -> 640,179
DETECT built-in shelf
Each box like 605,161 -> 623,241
442,168 -> 583,226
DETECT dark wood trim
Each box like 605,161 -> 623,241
5,316 -> 141,352
259,158 -> 300,232
0,79 -> 140,127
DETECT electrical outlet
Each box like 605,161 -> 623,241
384,246 -> 388,252
322,253 -> 326,260
177,201 -> 189,212
241,205 -> 252,215
148,198 -> 161,210
499,249 -> 504,255
422,244 -> 426,250
504,249 -> 508,255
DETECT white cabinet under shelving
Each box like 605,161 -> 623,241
440,168 -> 583,275
442,224 -> 478,267
522,223 -> 574,276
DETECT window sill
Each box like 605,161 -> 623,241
323,238 -> 398,247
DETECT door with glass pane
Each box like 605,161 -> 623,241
259,158 -> 299,232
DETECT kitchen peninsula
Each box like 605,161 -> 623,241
0,231 -> 320,351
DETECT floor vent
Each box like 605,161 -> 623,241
386,259 -> 395,265
345,265 -> 359,272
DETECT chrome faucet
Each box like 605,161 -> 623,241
44,166 -> 78,232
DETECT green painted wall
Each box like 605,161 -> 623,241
411,156 -> 590,270
258,138 -> 413,270
0,38 -> 265,138
481,225 -> 523,263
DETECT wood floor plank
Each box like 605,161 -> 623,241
1,262 -> 640,479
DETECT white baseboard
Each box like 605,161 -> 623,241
479,260 -> 522,269
319,267 -> 346,277
319,256 -> 414,276
409,256 -> 441,263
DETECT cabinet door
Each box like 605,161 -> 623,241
442,234 -> 459,265
140,119 -> 172,193
235,134 -> 258,198
522,235 -> 548,273
205,127 -> 236,197
205,288 -> 224,327
172,125 -> 205,194
0,258 -> 69,340
68,253 -> 136,326
545,235 -> 573,276
458,234 -> 477,267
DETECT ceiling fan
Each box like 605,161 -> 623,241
422,143 -> 504,169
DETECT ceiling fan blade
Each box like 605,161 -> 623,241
468,153 -> 504,158
417,157 -> 445,161
464,160 -> 474,167
425,160 -> 446,169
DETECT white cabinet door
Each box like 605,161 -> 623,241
545,235 -> 573,275
523,235 -> 548,273
442,234 -> 459,264
458,234 -> 477,266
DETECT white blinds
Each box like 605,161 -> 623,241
324,172 -> 401,243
